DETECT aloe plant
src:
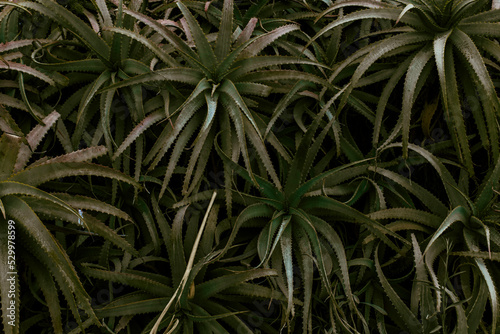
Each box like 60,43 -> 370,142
364,141 -> 500,332
10,0 -> 159,153
70,192 -> 288,334
0,109 -> 140,333
97,0 -> 340,205
181,103 -> 419,333
0,2 -> 68,125
309,0 -> 500,174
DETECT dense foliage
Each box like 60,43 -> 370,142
0,0 -> 499,333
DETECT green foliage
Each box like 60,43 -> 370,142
0,110 -> 140,333
0,0 -> 499,333
310,0 -> 500,175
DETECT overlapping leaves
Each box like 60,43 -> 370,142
309,0 -> 500,174
0,110 -> 140,333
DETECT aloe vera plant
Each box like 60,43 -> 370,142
0,110 -> 140,333
10,0 -> 158,153
191,104 -> 419,333
0,2 -> 67,125
99,0 -> 338,204
363,142 -> 500,333
309,0 -> 500,174
72,192 -> 288,334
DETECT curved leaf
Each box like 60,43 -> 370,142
374,243 -> 422,334
10,162 -> 141,189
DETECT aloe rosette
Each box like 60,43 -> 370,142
98,0 -> 339,208
309,0 -> 500,174
0,110 -> 141,333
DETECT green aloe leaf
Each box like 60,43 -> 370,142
145,80 -> 208,168
402,44 -> 432,157
257,213 -> 288,267
299,196 -> 408,251
24,255 -> 63,333
280,223 -> 294,321
14,110 -> 60,173
9,162 -> 141,189
121,8 -> 202,67
474,155 -> 500,213
0,60 -> 57,85
291,208 -> 332,297
466,277 -> 489,333
339,32 -> 432,113
367,166 -> 448,216
217,203 -> 274,260
99,68 -> 204,93
4,195 -> 100,327
214,0 -> 233,61
176,0 -> 217,71
433,30 -> 452,112
36,146 -> 108,166
309,215 -> 357,311
105,27 -> 180,67
410,234 -> 438,331
375,243 -> 422,334
444,44 -> 474,173
368,208 -> 442,228
450,28 -> 500,117
51,193 -> 132,222
219,79 -> 261,139
0,133 -> 22,180
214,134 -> 282,202
19,0 -> 111,65
195,268 -> 277,300
309,8 -> 426,48
35,59 -> 107,73
25,199 -> 138,256
0,182 -> 81,218
383,143 -> 466,208
423,206 -> 469,256
81,264 -> 172,297
463,229 -> 498,331
158,114 -> 202,199
238,24 -> 300,59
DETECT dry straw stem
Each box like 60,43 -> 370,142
150,191 -> 218,334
